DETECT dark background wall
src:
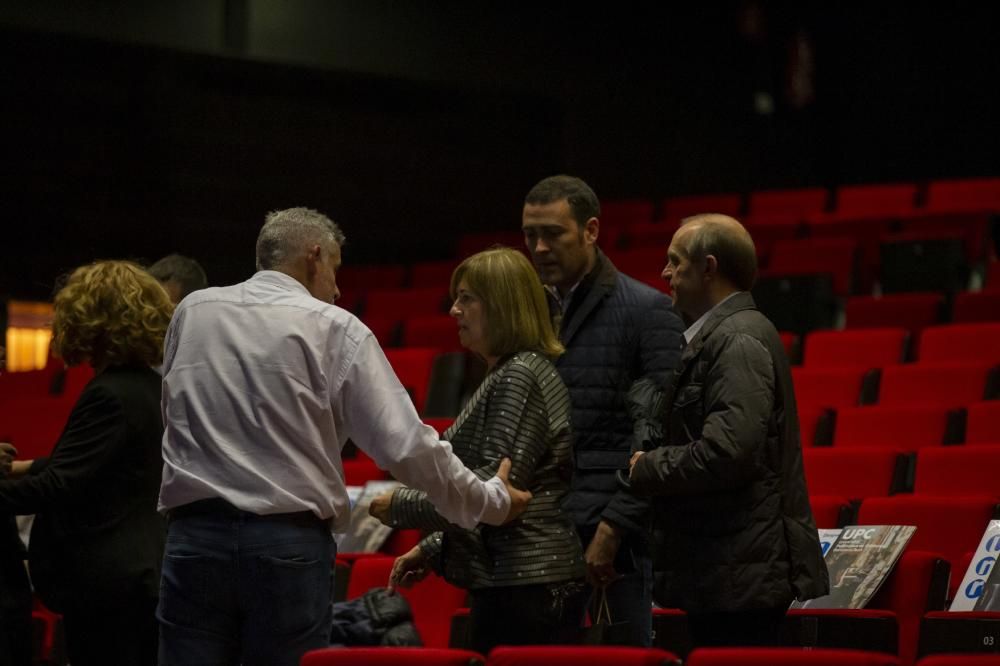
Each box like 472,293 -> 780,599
2,1 -> 999,299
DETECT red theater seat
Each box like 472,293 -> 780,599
786,550 -> 949,666
487,646 -> 681,666
685,647 -> 899,665
918,611 -> 1000,662
607,247 -> 670,276
858,495 -> 998,599
917,324 -> 1000,364
345,557 -> 467,649
835,183 -> 919,217
965,402 -> 1000,444
925,177 -> 1000,214
810,495 -> 853,529
799,406 -> 835,447
803,449 -> 906,498
914,447 -> 1000,498
363,287 -> 449,322
767,237 -> 859,296
660,193 -> 742,224
779,332 -> 800,364
803,328 -> 909,369
952,292 -> 1000,324
361,315 -> 401,347
401,315 -> 463,352
384,348 -> 441,414
618,221 -> 679,252
834,405 -> 953,450
602,199 -> 656,226
748,187 -> 828,218
986,262 -> 1000,292
845,294 -> 943,333
336,264 -> 407,291
877,363 -> 997,408
0,396 -> 77,460
793,367 -> 877,410
301,647 -> 486,665
917,652 -> 1000,665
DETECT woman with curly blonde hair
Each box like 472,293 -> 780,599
0,260 -> 173,666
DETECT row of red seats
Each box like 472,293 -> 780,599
301,644 -> 977,665
597,177 -> 1000,226
326,542 -> 990,665
803,447 -> 1000,499
794,362 -> 998,410
301,645 -> 1000,665
334,177 -> 1000,298
794,494 -> 999,665
841,287 -> 1000,334
800,402 -> 997,449
790,324 -> 1000,368
356,291 -> 1000,356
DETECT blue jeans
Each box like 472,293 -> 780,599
586,544 -> 654,647
157,505 -> 335,666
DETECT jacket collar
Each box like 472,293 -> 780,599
559,248 -> 618,346
676,291 -> 757,372
660,291 -> 757,420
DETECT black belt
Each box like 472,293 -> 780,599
168,497 -> 330,529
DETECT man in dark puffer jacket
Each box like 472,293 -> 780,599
628,214 -> 828,648
521,175 -> 684,645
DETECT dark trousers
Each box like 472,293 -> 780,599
0,553 -> 31,666
158,501 -> 334,666
469,580 -> 587,655
62,595 -> 159,666
0,539 -> 33,666
686,606 -> 787,648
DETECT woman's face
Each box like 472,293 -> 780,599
450,279 -> 490,359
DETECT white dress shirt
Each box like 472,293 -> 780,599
158,270 -> 510,532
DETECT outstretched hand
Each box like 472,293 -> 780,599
496,458 -> 532,524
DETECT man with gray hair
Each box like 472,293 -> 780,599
157,207 -> 531,666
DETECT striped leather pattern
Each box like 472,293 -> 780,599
390,351 -> 586,589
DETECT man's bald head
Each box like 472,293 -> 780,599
677,214 -> 758,291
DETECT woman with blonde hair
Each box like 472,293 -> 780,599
0,260 -> 173,666
372,247 -> 587,653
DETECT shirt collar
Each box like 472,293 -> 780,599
251,270 -> 312,296
683,291 -> 742,344
544,280 -> 584,314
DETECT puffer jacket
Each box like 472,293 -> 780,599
553,250 -> 684,537
629,292 -> 828,613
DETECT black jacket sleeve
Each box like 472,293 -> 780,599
0,385 -> 127,514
